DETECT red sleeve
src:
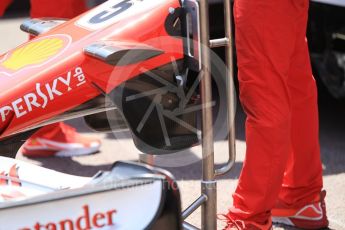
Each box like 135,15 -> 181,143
0,0 -> 13,16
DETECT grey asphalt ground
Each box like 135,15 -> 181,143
1,18 -> 345,229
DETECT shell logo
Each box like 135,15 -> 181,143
0,35 -> 71,73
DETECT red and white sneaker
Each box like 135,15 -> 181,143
21,122 -> 101,157
272,190 -> 329,229
219,213 -> 273,230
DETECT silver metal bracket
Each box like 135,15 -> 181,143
182,0 -> 202,71
20,18 -> 67,36
84,42 -> 163,66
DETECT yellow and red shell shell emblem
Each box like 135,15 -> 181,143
0,35 -> 71,73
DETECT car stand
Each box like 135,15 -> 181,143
142,0 -> 236,229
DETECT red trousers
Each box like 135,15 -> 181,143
0,0 -> 12,16
0,0 -> 86,18
231,0 -> 323,223
30,0 -> 87,18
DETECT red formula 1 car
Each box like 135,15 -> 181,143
0,0 -> 211,157
0,0 -> 226,229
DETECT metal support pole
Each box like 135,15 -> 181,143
201,180 -> 217,230
182,194 -> 207,220
224,0 -> 236,176
199,0 -> 216,229
214,0 -> 236,177
183,222 -> 200,230
210,0 -> 236,177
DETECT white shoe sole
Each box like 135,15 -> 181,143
55,146 -> 100,157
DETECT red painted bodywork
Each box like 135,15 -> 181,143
0,0 -> 183,139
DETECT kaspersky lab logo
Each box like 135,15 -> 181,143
0,67 -> 87,124
0,34 -> 71,75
